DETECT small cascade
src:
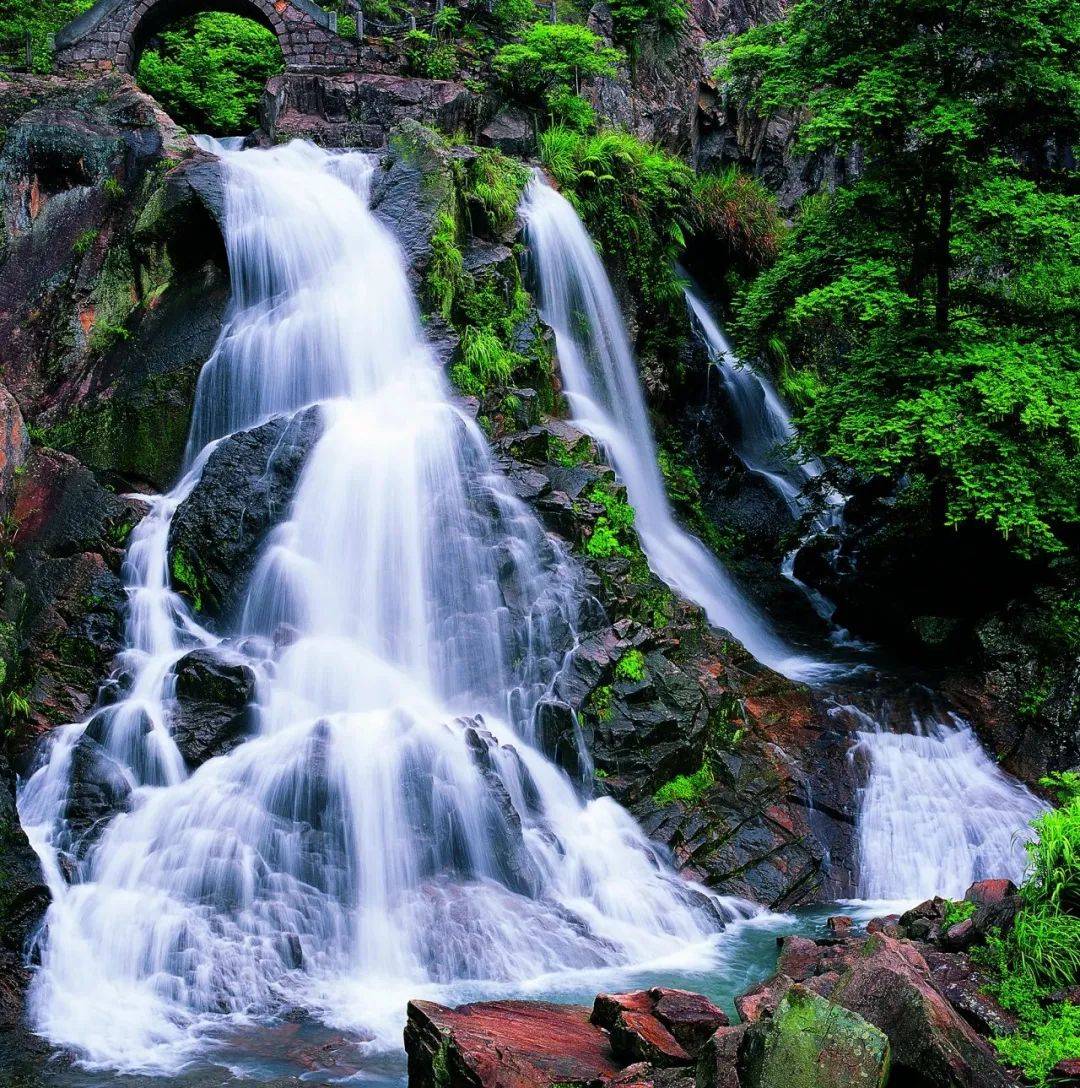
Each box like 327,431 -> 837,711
18,142 -> 757,1075
521,175 -> 829,683
834,700 -> 1046,901
683,288 -> 849,631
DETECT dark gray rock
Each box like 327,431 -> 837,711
479,107 -> 535,158
170,649 -> 257,768
64,734 -> 133,852
168,408 -> 321,622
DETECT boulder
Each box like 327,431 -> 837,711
829,933 -> 1011,1088
170,648 -> 257,768
405,998 -> 621,1088
592,991 -> 692,1067
64,733 -> 133,851
695,1024 -> 747,1088
479,107 -> 535,158
168,408 -> 321,621
739,985 -> 890,1088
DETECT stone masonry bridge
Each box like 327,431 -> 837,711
55,0 -> 359,72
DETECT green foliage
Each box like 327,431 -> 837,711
403,29 -> 458,80
136,12 -> 284,134
465,149 -> 530,236
976,782 -> 1080,1082
452,327 -> 515,396
494,23 -> 620,129
428,208 -> 466,321
0,0 -> 93,72
73,228 -> 100,257
653,762 -> 715,805
614,648 -> 646,682
540,127 -> 692,352
692,167 -> 781,269
941,898 -> 977,931
87,318 -> 130,355
584,480 -> 637,559
720,0 -> 1080,557
607,0 -> 687,50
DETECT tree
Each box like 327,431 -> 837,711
720,0 -> 1080,555
493,23 -> 621,130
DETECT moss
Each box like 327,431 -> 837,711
584,480 -> 637,559
653,761 -> 715,805
40,363 -> 200,489
73,227 -> 100,257
588,683 -> 614,723
169,547 -> 203,612
614,648 -> 647,682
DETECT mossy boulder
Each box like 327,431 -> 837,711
739,985 -> 890,1088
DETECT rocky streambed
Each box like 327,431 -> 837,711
406,881 -> 1067,1088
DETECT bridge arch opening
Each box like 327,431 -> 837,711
133,4 -> 285,134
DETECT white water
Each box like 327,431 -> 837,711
520,174 -> 1044,905
521,177 -> 829,683
17,141 -> 761,1075
835,702 -> 1046,901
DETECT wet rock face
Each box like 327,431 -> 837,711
170,649 -> 258,769
3,449 -> 145,757
0,751 -> 49,1028
0,75 -> 228,492
168,408 -> 322,623
262,72 -> 480,148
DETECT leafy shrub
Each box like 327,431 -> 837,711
403,29 -> 458,80
692,167 -> 781,268
608,0 -> 687,48
136,12 -> 283,133
493,23 -> 620,130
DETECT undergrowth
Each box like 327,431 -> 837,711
976,772 -> 1080,1083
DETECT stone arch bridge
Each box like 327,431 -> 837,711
55,0 -> 359,72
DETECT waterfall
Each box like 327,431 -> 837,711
17,141 -> 757,1075
520,173 -> 1044,904
835,701 -> 1046,902
682,287 -> 852,633
520,176 -> 830,683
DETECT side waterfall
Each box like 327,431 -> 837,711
520,177 -> 828,683
519,174 -> 1044,904
17,142 -> 755,1074
682,288 -> 854,635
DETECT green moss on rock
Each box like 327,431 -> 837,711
741,985 -> 890,1088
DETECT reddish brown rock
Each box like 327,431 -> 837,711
648,988 -> 728,1053
1052,1057 -> 1080,1082
830,933 -> 1011,1088
734,975 -> 794,1024
591,991 -> 692,1067
826,914 -> 854,937
405,999 -> 622,1088
695,1024 -> 746,1088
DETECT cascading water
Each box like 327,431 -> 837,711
682,288 -> 851,633
836,701 -> 1046,901
17,141 -> 760,1076
520,173 -> 1044,904
520,176 -> 828,683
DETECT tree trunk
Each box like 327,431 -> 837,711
935,177 -> 953,336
